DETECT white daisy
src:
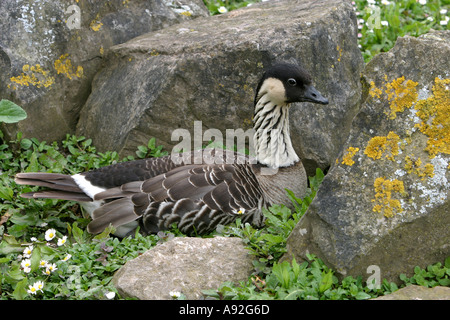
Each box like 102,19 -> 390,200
21,259 -> 32,273
27,281 -> 44,295
46,263 -> 58,273
57,236 -> 67,246
218,6 -> 228,14
169,291 -> 181,299
39,260 -> 49,268
45,228 -> 57,241
105,291 -> 116,299
23,245 -> 33,258
232,208 -> 246,215
62,254 -> 72,261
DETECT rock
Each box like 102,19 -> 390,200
0,0 -> 209,142
113,237 -> 254,300
285,31 -> 450,283
373,285 -> 450,300
76,0 -> 364,176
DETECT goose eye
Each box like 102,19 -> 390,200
287,78 -> 297,86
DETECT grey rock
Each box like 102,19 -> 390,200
113,236 -> 254,300
76,0 -> 364,176
284,31 -> 450,283
373,285 -> 450,300
0,0 -> 209,142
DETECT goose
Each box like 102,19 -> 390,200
15,63 -> 328,238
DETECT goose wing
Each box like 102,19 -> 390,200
88,157 -> 264,235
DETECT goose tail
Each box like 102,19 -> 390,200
15,172 -> 92,202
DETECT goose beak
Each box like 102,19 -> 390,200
303,85 -> 329,105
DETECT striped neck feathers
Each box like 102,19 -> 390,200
253,92 -> 299,169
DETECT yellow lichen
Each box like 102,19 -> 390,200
149,49 -> 159,56
9,64 -> 55,89
369,81 -> 382,99
414,77 -> 450,158
337,45 -> 343,62
180,11 -> 192,17
54,54 -> 83,80
404,156 -> 435,179
90,15 -> 103,31
384,76 -> 418,119
372,177 -> 405,218
341,147 -> 359,166
364,131 -> 400,160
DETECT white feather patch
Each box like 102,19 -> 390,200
72,174 -> 107,199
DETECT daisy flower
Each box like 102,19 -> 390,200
21,259 -> 32,273
57,236 -> 68,246
45,263 -> 58,274
27,284 -> 38,295
232,208 -> 246,215
105,291 -> 116,299
27,281 -> 44,295
169,291 -> 181,299
39,260 -> 49,268
45,228 -> 57,241
23,245 -> 33,258
62,254 -> 72,261
218,6 -> 228,14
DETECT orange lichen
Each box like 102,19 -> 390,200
414,77 -> 450,158
54,54 -> 83,80
372,177 -> 405,218
364,131 -> 400,160
369,81 -> 382,99
341,147 -> 359,166
404,156 -> 434,180
9,64 -> 54,89
384,76 -> 418,119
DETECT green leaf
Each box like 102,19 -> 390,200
355,291 -> 371,300
0,99 -> 27,123
93,224 -> 116,240
20,138 -> 33,150
13,278 -> 28,300
68,222 -> 86,244
0,236 -> 23,255
319,270 -> 333,293
0,257 -> 11,263
0,185 -> 14,201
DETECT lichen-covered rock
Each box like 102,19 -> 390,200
0,0 -> 209,142
113,237 -> 254,300
285,31 -> 450,283
76,0 -> 364,176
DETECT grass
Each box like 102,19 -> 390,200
0,0 -> 449,300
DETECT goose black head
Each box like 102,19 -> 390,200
255,63 -> 329,106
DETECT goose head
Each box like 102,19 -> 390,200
254,63 -> 329,106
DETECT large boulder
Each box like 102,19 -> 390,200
76,0 -> 364,176
113,237 -> 254,300
285,31 -> 450,283
0,0 -> 209,142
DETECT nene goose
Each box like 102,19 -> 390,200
15,63 -> 328,237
